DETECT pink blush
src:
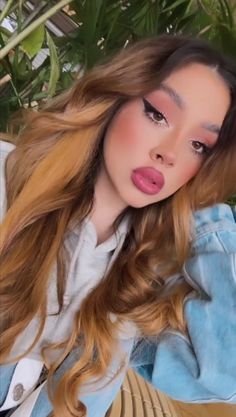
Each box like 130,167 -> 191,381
111,105 -> 144,146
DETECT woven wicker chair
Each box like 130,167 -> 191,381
106,369 -> 179,417
106,369 -> 236,417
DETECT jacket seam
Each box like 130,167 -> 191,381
194,224 -> 236,242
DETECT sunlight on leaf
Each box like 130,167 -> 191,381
46,30 -> 60,97
21,24 -> 45,58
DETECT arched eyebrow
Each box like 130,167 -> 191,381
159,83 -> 185,109
201,122 -> 220,134
158,83 -> 221,134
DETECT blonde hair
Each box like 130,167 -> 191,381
1,35 -> 236,416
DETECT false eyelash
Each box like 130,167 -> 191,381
142,98 -> 168,125
191,142 -> 212,157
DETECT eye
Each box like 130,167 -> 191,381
142,98 -> 168,126
191,140 -> 212,157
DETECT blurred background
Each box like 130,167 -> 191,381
0,1 -> 236,123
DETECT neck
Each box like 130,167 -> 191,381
90,209 -> 118,245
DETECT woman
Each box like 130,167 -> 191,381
0,34 -> 236,417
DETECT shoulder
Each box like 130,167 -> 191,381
0,139 -> 16,159
193,203 -> 236,233
191,203 -> 236,254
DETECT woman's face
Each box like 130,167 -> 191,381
99,63 -> 230,209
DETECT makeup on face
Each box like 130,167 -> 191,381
131,167 -> 165,195
147,84 -> 222,133
142,88 -> 220,157
99,63 -> 230,212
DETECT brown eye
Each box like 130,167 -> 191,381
193,141 -> 203,151
191,140 -> 211,157
152,111 -> 165,122
142,98 -> 168,126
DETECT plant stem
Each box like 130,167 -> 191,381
21,1 -> 48,31
9,78 -> 23,107
0,73 -> 11,86
0,0 -> 73,60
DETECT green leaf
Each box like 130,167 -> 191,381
162,0 -> 189,13
21,24 -> 45,58
46,31 -> 60,97
218,0 -> 234,27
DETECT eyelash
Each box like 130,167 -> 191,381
142,98 -> 168,126
142,98 -> 212,158
190,141 -> 212,157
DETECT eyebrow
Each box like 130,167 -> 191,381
157,83 -> 221,134
201,122 -> 220,134
159,83 -> 185,109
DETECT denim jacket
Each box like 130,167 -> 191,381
1,203 -> 236,416
131,203 -> 236,404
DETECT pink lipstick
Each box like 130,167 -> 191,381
131,167 -> 164,195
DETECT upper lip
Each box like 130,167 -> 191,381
133,167 -> 165,186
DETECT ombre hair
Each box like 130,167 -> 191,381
1,34 -> 236,417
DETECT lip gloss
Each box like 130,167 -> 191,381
131,167 -> 164,195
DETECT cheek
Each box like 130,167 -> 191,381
179,160 -> 201,184
106,109 -> 142,152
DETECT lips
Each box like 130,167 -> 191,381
131,167 -> 165,195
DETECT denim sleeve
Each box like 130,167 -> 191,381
130,204 -> 236,403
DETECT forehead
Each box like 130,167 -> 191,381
148,63 -> 230,127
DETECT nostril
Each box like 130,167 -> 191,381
150,148 -> 175,166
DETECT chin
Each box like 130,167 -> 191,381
119,188 -> 167,209
129,194 -> 172,208
125,197 -> 157,209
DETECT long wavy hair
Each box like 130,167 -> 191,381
1,34 -> 236,416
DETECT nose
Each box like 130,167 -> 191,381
149,144 -> 176,167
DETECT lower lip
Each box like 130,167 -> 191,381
131,171 -> 164,195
